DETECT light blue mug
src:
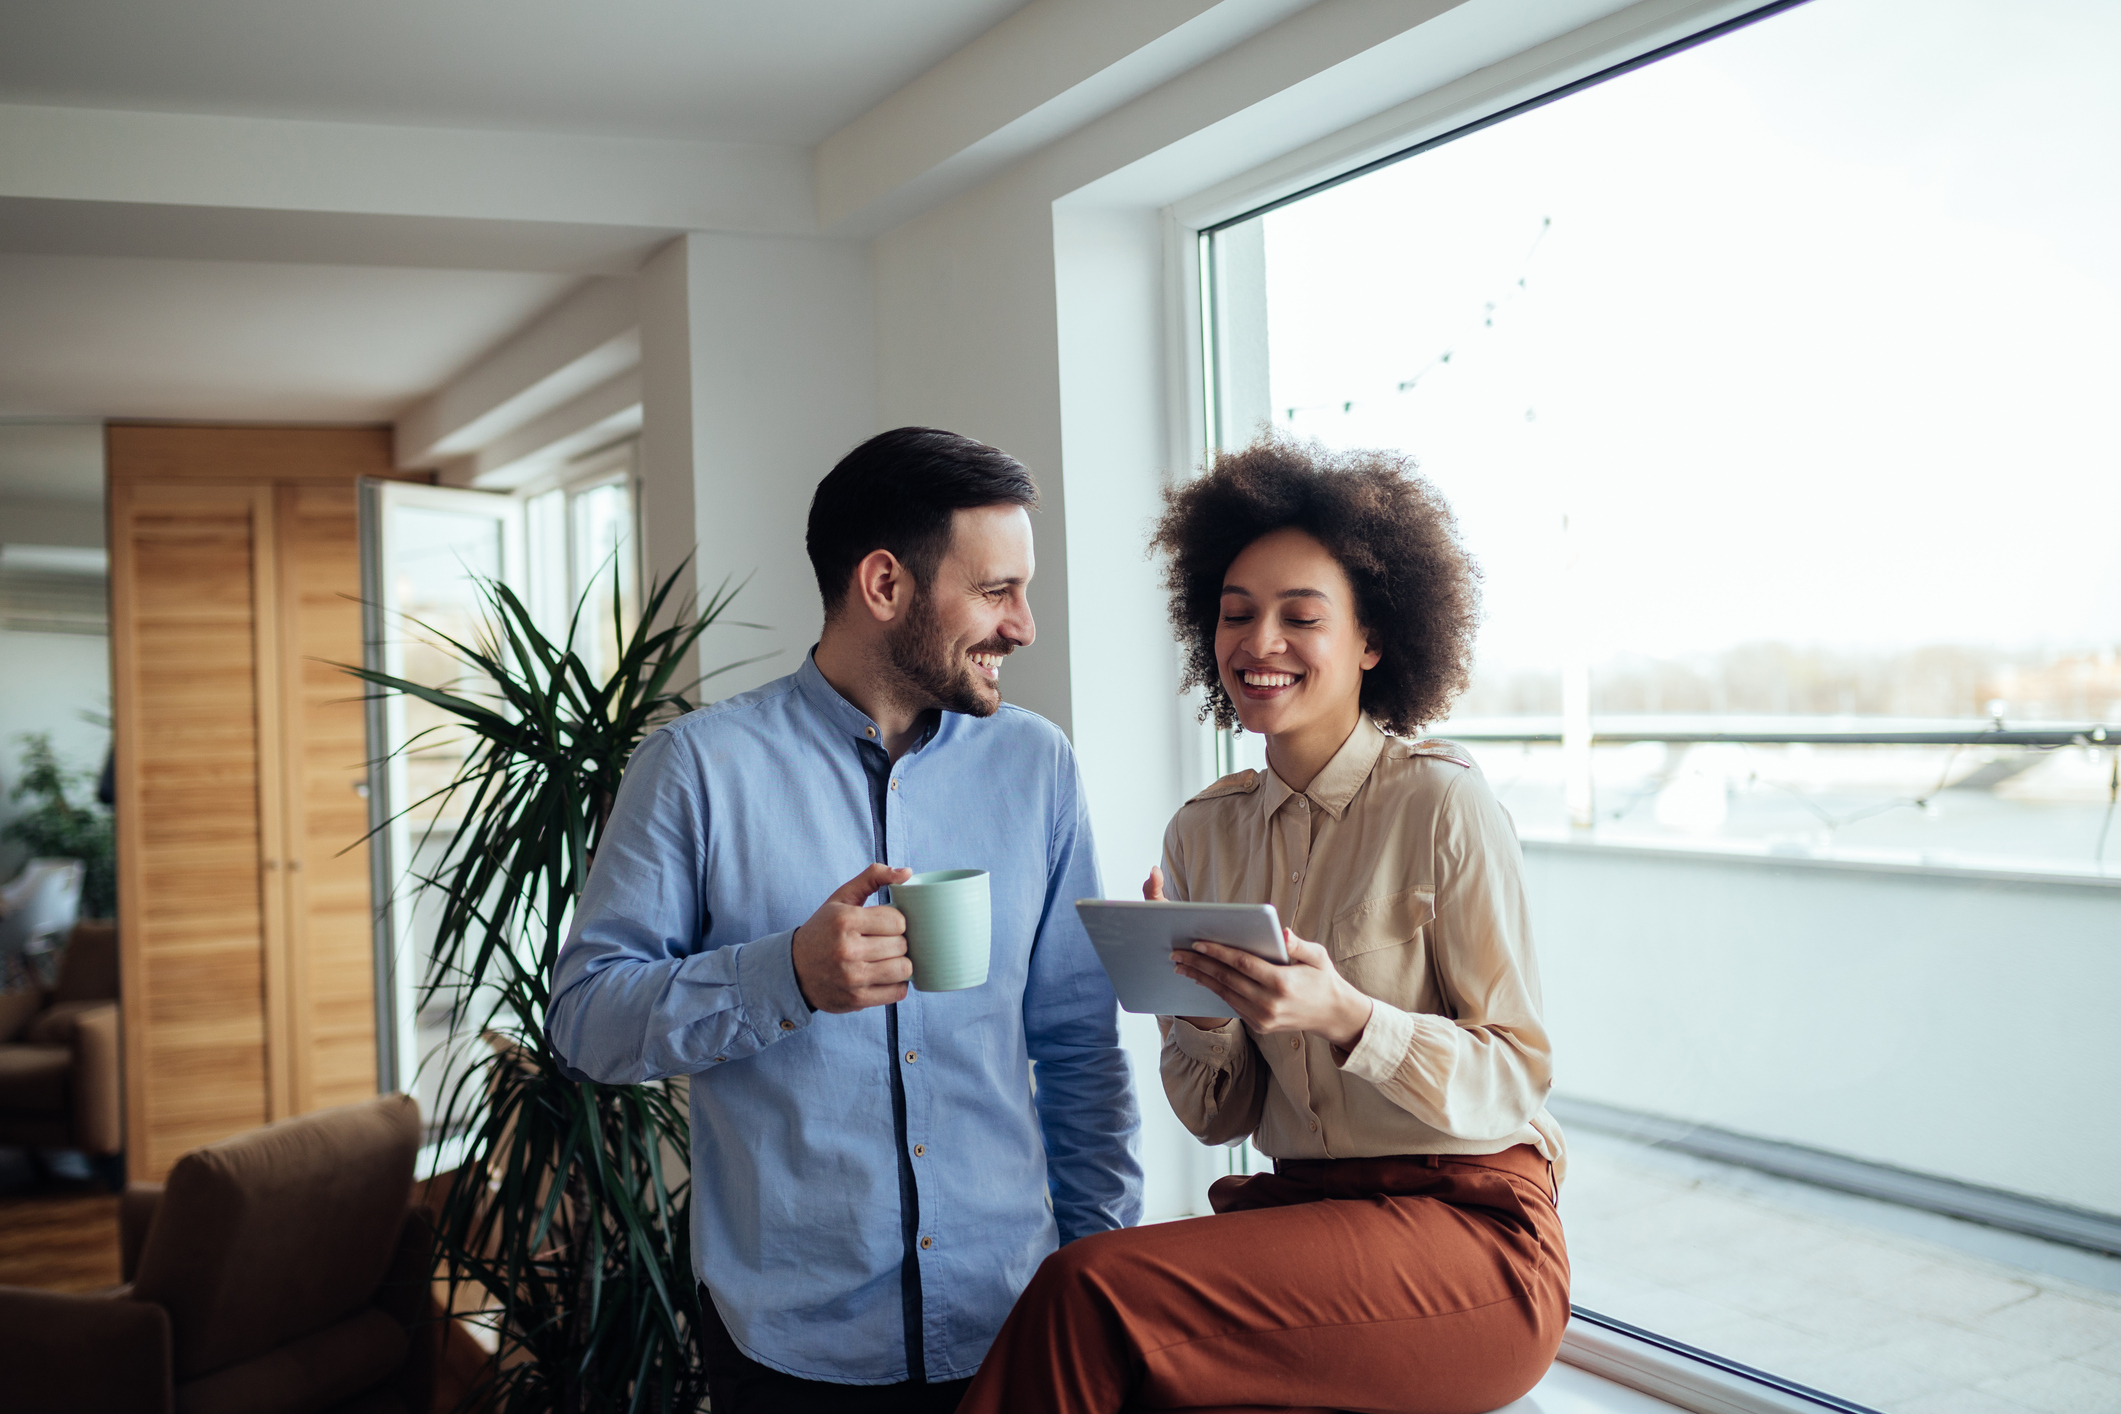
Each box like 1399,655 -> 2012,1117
890,869 -> 991,992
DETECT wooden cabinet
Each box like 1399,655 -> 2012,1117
108,426 -> 427,1178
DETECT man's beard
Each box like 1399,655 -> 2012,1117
886,589 -> 1009,718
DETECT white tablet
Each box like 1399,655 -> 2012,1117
1074,900 -> 1288,1018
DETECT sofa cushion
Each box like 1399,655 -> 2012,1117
0,986 -> 42,1042
22,998 -> 107,1045
175,1305 -> 407,1414
51,919 -> 120,1004
0,1044 -> 70,1114
132,1094 -> 422,1382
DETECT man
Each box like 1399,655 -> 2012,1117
547,427 -> 1143,1413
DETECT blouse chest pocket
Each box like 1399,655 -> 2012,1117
1326,887 -> 1438,1006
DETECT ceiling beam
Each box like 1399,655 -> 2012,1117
815,0 -> 1318,234
395,276 -> 637,470
441,368 -> 642,491
0,102 -> 814,237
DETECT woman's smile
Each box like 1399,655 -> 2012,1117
1237,665 -> 1303,697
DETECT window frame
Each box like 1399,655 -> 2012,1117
1178,0 -> 2117,884
1164,2 -> 2117,1408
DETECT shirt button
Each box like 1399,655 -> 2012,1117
1310,1120 -> 1319,1132
904,1050 -> 918,1063
712,1055 -> 727,1064
780,1019 -> 796,1032
913,1144 -> 926,1157
1290,1037 -> 1301,1050
865,726 -> 877,738
889,779 -> 899,791
1211,1045 -> 1224,1055
1291,871 -> 1302,882
920,1236 -> 934,1250
1297,798 -> 1308,809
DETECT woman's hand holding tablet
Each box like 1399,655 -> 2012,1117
1143,867 -> 1375,1054
1073,888 -> 1286,1019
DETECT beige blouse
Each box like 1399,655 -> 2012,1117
1158,714 -> 1566,1178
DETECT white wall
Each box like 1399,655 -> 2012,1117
0,628 -> 111,877
638,232 -> 878,698
872,172 -> 1077,732
1527,843 -> 2121,1216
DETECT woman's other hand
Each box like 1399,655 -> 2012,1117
1144,869 -> 1232,1031
1174,930 -> 1373,1050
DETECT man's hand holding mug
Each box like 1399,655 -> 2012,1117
792,864 -> 913,1012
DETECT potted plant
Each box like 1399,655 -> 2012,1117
3,732 -> 116,920
347,567 -> 762,1413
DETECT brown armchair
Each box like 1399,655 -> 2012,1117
0,1094 -> 438,1414
0,918 -> 122,1162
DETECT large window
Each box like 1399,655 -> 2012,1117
525,444 -> 641,686
1203,1 -> 2121,1409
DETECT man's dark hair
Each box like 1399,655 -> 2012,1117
807,427 -> 1039,616
1150,436 -> 1482,736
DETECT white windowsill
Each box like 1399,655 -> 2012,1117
1552,1316 -> 1864,1414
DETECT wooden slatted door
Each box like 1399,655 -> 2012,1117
110,481 -> 282,1176
276,482 -> 382,1114
109,426 -> 401,1179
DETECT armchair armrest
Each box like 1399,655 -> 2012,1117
71,1001 -> 123,1157
0,1285 -> 173,1414
121,1182 -> 164,1283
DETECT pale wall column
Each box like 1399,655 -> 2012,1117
878,181 -> 1226,1220
1052,204 -> 1222,1223
873,184 -> 1075,736
637,236 -> 707,691
638,231 -> 878,700
1052,205 -> 1195,906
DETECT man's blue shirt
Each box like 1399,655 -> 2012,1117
546,654 -> 1144,1382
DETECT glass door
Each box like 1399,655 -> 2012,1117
358,481 -> 526,1113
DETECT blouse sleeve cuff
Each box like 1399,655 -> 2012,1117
1165,1015 -> 1243,1068
1339,998 -> 1415,1084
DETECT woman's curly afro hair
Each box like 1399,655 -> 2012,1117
1150,437 -> 1481,737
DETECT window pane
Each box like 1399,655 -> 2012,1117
1235,0 -> 2120,877
386,505 -> 503,829
569,476 -> 637,686
1218,0 -> 2121,1408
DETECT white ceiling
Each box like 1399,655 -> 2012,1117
0,0 -> 1030,146
0,0 -> 1055,426
0,252 -> 576,423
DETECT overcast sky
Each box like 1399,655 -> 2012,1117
1260,0 -> 2120,671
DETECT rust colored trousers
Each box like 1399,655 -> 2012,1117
956,1145 -> 1568,1414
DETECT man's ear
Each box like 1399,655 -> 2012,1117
851,548 -> 916,624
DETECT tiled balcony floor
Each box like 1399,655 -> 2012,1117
1562,1128 -> 2121,1413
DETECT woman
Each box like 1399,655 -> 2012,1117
958,440 -> 1568,1414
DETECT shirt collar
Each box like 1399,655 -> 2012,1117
795,649 -> 941,753
1263,714 -> 1388,821
796,649 -> 888,745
